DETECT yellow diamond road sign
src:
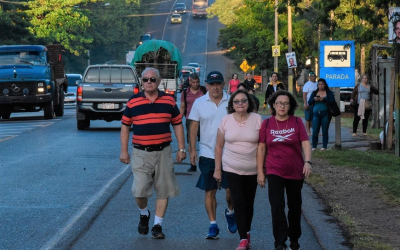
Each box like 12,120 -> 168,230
240,60 -> 256,72
272,45 -> 280,57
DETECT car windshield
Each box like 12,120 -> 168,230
188,63 -> 198,67
0,51 -> 46,66
172,14 -> 180,18
67,75 -> 81,86
140,35 -> 151,41
176,3 -> 185,7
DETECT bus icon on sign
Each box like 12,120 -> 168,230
327,51 -> 347,62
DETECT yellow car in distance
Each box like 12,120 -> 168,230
171,14 -> 182,24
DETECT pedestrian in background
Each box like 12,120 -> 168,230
308,78 -> 335,151
247,87 -> 260,112
237,83 -> 259,112
244,73 -> 256,90
302,72 -> 318,135
350,74 -> 379,136
264,72 -> 285,108
119,67 -> 186,239
214,89 -> 262,250
257,90 -> 312,250
227,73 -> 240,94
180,73 -> 207,172
188,70 -> 237,239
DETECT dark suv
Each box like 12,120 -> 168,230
178,70 -> 191,92
138,34 -> 154,46
174,3 -> 186,13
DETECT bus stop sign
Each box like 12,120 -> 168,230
319,41 -> 355,87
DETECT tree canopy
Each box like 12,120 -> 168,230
210,0 -> 397,78
0,0 -> 151,73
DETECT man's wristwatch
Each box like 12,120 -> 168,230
178,149 -> 186,153
305,161 -> 312,165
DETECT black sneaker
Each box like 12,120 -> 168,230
275,245 -> 287,250
187,165 -> 197,172
151,224 -> 165,239
138,211 -> 150,235
289,241 -> 300,250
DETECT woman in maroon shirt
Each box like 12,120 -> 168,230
257,90 -> 312,250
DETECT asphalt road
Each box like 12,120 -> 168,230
0,0 -> 354,249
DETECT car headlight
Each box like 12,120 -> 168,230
38,87 -> 45,93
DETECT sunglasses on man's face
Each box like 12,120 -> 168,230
142,77 -> 157,83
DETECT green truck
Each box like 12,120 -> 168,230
131,40 -> 182,100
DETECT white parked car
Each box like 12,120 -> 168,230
188,62 -> 201,74
339,87 -> 353,112
64,73 -> 82,105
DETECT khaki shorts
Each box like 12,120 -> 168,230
130,145 -> 180,199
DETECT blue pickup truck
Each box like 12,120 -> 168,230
0,44 -> 67,119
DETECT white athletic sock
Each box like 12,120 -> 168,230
154,215 -> 163,226
139,207 -> 149,216
226,208 -> 234,215
210,221 -> 217,224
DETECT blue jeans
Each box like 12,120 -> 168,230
312,110 -> 329,148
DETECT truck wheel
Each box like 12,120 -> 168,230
77,118 -> 90,130
44,101 -> 54,119
77,120 -> 86,130
54,90 -> 65,117
1,112 -> 11,119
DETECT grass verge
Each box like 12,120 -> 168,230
329,203 -> 393,250
312,148 -> 400,204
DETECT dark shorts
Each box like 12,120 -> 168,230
196,157 -> 229,191
305,106 -> 313,121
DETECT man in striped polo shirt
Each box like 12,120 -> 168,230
120,67 -> 186,239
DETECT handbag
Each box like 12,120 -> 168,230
364,99 -> 372,110
328,101 -> 341,117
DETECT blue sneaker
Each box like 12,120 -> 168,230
225,208 -> 237,233
205,224 -> 220,239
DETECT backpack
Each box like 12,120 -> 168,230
183,86 -> 207,117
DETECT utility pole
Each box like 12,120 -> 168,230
287,2 -> 293,94
274,0 -> 278,73
395,43 -> 400,157
360,45 -> 365,75
87,50 -> 90,66
328,10 -> 341,148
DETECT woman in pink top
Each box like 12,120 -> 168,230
214,89 -> 262,250
257,90 -> 312,250
227,73 -> 240,94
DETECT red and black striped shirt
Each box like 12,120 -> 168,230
121,91 -> 182,147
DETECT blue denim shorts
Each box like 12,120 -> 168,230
196,157 -> 229,191
305,106 -> 313,121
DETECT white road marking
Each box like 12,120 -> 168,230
40,164 -> 130,250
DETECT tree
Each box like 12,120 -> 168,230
211,0 -> 397,78
0,0 -> 38,45
211,0 -> 313,80
85,0 -> 143,65
26,0 -> 96,56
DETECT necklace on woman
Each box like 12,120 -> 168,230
275,116 -> 289,130
234,113 -> 249,127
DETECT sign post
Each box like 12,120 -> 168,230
320,41 -> 356,149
